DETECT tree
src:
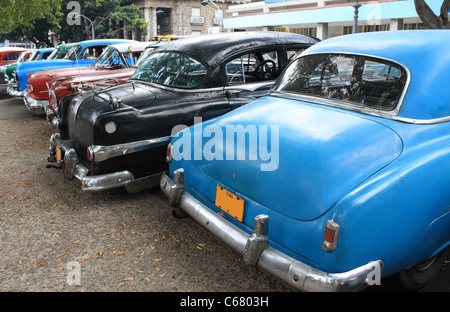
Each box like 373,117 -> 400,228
0,0 -> 62,34
58,0 -> 148,42
414,0 -> 450,29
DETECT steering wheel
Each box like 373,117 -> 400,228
254,60 -> 276,80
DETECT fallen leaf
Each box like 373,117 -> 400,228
160,272 -> 167,278
93,252 -> 103,259
154,258 -> 162,262
118,252 -> 126,256
117,282 -> 124,288
36,261 -> 44,267
72,239 -> 81,244
123,277 -> 134,281
136,269 -> 144,273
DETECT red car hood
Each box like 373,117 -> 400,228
48,68 -> 135,113
26,66 -> 104,100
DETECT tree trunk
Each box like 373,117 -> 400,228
414,0 -> 450,29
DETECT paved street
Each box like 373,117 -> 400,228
0,94 -> 448,294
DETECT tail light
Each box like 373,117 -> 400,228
322,220 -> 340,252
165,143 -> 173,163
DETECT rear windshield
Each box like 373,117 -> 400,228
272,53 -> 407,111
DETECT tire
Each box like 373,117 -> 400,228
397,247 -> 449,290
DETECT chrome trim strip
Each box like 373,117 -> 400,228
89,136 -> 172,162
160,171 -> 383,292
130,79 -> 274,94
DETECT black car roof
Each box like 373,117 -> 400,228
154,31 -> 317,68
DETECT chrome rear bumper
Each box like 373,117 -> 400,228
160,169 -> 383,292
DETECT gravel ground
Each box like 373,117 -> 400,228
0,96 -> 292,293
0,95 -> 448,295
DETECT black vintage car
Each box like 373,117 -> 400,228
48,31 -> 317,192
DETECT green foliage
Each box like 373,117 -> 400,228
0,0 -> 63,34
0,0 -> 148,42
58,0 -> 148,40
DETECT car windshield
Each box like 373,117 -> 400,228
16,52 -> 29,63
94,47 -> 127,69
47,48 -> 60,60
64,45 -> 82,60
27,51 -> 38,61
131,51 -> 207,88
47,46 -> 70,60
273,53 -> 407,111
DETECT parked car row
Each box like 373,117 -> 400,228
2,30 -> 448,292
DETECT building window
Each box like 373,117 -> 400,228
291,28 -> 317,38
192,8 -> 201,17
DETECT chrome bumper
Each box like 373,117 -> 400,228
23,91 -> 48,111
6,85 -> 23,97
49,133 -> 135,191
160,169 -> 383,292
49,133 -> 163,192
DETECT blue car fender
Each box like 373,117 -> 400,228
328,134 -> 450,277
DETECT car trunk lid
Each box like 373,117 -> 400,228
188,96 -> 403,221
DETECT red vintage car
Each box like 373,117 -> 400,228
0,47 -> 32,66
23,42 -> 153,113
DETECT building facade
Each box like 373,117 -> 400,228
223,0 -> 446,39
134,0 -> 249,41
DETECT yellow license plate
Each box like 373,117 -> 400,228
215,185 -> 245,222
56,146 -> 62,161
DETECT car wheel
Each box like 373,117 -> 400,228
397,247 -> 449,290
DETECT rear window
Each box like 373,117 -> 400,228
273,54 -> 407,111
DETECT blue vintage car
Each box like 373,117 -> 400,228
161,30 -> 450,291
7,39 -> 137,96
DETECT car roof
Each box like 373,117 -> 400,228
303,30 -> 448,67
109,42 -> 154,53
37,47 -> 56,53
75,39 -> 139,47
155,31 -> 318,68
302,30 -> 450,121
